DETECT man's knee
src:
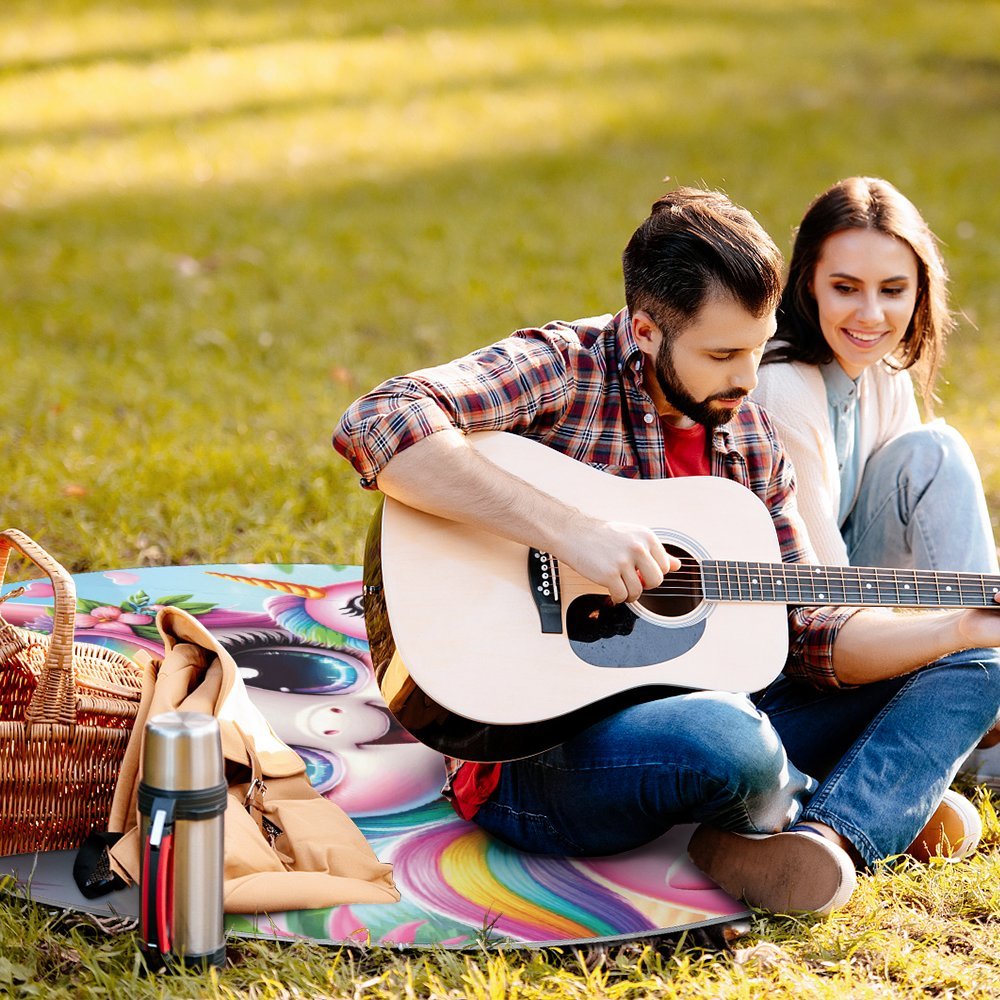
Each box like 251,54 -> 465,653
652,691 -> 789,790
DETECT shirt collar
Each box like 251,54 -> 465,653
616,308 -> 645,379
618,306 -> 736,455
820,359 -> 860,406
711,423 -> 734,455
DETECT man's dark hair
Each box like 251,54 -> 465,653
622,187 -> 783,340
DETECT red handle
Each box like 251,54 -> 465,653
156,832 -> 174,955
140,800 -> 176,961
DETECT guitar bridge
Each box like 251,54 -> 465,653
528,549 -> 563,633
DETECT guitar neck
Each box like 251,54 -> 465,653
702,561 -> 1000,609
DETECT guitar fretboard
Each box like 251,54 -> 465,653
701,561 -> 1000,609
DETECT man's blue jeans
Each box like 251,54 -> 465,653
756,647 -> 1000,865
474,648 -> 1000,868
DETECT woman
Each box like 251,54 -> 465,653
753,176 -> 1000,846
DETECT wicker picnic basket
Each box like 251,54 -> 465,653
0,528 -> 145,856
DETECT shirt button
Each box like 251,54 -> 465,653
643,413 -> 655,424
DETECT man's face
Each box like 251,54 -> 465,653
636,291 -> 776,428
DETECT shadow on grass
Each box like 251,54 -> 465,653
3,0 -> 1000,568
1,0 -> 817,78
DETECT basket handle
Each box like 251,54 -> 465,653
0,528 -> 78,728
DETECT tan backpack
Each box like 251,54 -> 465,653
106,606 -> 399,914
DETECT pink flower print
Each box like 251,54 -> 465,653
118,612 -> 154,626
90,606 -> 122,621
74,606 -> 133,634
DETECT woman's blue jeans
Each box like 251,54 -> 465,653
841,422 -> 1000,782
842,422 -> 998,574
475,649 -> 1000,868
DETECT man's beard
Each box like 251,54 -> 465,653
654,339 -> 748,429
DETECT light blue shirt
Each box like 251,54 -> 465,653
820,361 -> 864,527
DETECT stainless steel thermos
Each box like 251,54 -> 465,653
139,711 -> 227,970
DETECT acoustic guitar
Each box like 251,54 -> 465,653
362,431 -> 1000,761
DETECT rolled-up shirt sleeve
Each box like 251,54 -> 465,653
785,605 -> 858,688
333,331 -> 573,488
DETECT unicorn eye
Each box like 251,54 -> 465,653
222,629 -> 369,694
293,746 -> 344,793
342,594 -> 365,618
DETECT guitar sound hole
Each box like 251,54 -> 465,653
636,543 -> 703,618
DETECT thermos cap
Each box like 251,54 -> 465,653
142,711 -> 225,791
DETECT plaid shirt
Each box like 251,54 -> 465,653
334,310 -> 859,809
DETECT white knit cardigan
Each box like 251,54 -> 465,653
752,359 -> 921,566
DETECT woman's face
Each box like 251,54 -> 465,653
811,228 -> 919,379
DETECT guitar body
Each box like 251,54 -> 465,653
364,432 -> 789,761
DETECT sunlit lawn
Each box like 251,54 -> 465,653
3,1 -> 1000,996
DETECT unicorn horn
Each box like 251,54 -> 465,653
205,571 -> 328,598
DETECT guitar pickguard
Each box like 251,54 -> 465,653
566,594 -> 706,667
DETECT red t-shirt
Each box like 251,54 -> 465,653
447,421 -> 710,820
660,419 -> 710,477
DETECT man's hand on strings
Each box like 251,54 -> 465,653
555,517 -> 680,604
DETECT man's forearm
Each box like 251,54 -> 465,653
376,428 -> 578,554
375,429 -> 676,604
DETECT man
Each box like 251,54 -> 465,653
333,188 -> 1000,914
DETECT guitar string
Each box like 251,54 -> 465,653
555,583 -> 999,606
555,564 -> 1000,605
546,560 -> 1000,586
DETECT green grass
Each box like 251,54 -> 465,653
3,797 -> 1000,997
2,0 -> 1000,995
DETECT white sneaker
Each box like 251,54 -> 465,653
687,826 -> 857,915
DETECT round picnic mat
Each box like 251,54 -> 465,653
0,564 -> 746,948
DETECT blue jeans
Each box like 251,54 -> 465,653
475,649 -> 1000,868
473,691 -> 815,857
842,423 -> 999,574
755,647 -> 1000,865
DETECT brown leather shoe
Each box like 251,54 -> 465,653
907,789 -> 982,862
688,826 -> 857,915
